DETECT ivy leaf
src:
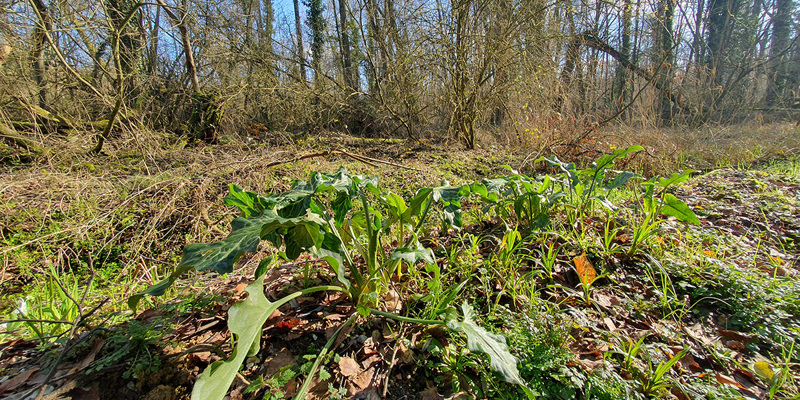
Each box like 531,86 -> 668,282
446,302 -> 524,386
661,193 -> 700,225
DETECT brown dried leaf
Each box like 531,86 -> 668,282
339,356 -> 361,377
0,367 -> 38,393
352,367 -> 375,390
715,373 -> 743,388
420,386 -> 445,400
264,348 -> 297,377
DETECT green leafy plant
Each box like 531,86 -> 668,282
129,167 -> 531,400
538,146 -> 643,225
629,170 -> 700,255
638,346 -> 688,395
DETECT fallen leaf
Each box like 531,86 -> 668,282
0,367 -> 38,393
670,387 -> 692,400
339,356 -> 361,377
723,340 -> 746,351
603,317 -> 617,332
718,330 -> 756,344
573,253 -> 596,285
420,386 -> 445,400
715,373 -> 743,388
753,361 -> 775,381
679,353 -> 703,373
264,348 -> 296,377
276,317 -> 302,332
233,282 -> 248,294
361,354 -> 381,370
135,309 -> 164,321
352,367 -> 375,390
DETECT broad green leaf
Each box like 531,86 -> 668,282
389,240 -> 435,265
277,194 -> 312,219
590,145 -> 644,176
446,302 -> 524,386
657,170 -> 695,189
482,177 -> 510,195
254,255 -> 276,279
660,193 -> 700,225
192,274 -> 273,400
605,171 -> 640,191
192,281 -> 343,400
403,188 -> 432,220
285,223 -> 324,260
128,264 -> 192,311
431,182 -> 470,229
224,185 -> 268,217
331,192 -> 353,226
181,217 -> 272,274
316,233 -> 349,289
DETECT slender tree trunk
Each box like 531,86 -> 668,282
147,5 -> 160,74
307,0 -> 326,87
338,0 -> 355,92
29,0 -> 52,109
293,0 -> 307,81
614,0 -> 632,116
766,0 -> 793,105
656,0 -> 675,125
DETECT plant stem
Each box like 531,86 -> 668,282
368,308 -> 445,325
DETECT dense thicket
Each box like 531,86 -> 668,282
0,0 -> 797,151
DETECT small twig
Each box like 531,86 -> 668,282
337,148 -> 423,172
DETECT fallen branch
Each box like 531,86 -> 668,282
263,148 -> 423,172
0,122 -> 41,152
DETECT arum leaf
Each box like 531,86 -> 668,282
224,185 -> 268,217
192,274 -> 274,400
657,170 -> 695,189
192,281 -> 341,400
446,302 -> 524,386
605,171 -> 640,191
389,240 -> 435,265
661,193 -> 700,225
181,217 -> 271,274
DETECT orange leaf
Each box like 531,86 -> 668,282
573,253 -> 596,285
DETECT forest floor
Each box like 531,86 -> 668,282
0,126 -> 799,400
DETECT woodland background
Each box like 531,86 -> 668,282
1,0 -> 798,152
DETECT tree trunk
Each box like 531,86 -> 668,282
656,0 -> 675,125
766,0 -> 793,105
307,0 -> 326,87
29,0 -> 52,109
293,0 -> 307,82
338,0 -> 355,92
613,0 -> 632,116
